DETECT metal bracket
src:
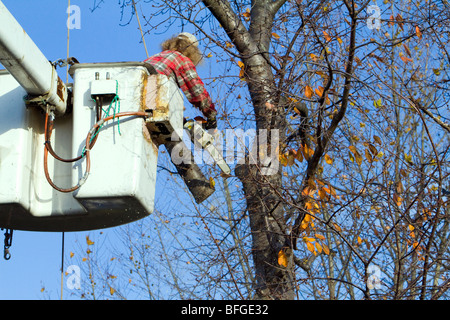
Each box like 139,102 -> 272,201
2,228 -> 13,260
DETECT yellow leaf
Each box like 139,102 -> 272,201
303,236 -> 316,242
82,257 -> 87,262
408,224 -> 415,231
324,154 -> 333,165
357,236 -> 362,245
86,236 -> 94,246
306,241 -> 315,254
305,85 -> 313,98
310,53 -> 319,62
277,249 -> 288,267
209,177 -> 216,188
349,146 -> 362,166
272,32 -> 280,39
110,286 -> 115,296
70,251 -> 74,258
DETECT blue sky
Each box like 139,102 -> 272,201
0,0 -> 196,299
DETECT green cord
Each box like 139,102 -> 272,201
82,80 -> 121,156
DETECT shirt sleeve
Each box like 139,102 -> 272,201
176,59 -> 217,119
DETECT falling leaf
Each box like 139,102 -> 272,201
206,53 -> 213,58
86,236 -> 94,246
305,85 -> 313,98
277,249 -> 288,267
70,251 -> 74,258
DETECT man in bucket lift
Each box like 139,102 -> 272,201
144,32 -> 217,130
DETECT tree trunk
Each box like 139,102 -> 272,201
202,0 -> 294,299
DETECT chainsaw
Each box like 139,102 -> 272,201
183,118 -> 231,175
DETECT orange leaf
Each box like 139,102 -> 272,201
400,55 -> 413,64
272,32 -> 280,39
305,85 -> 313,98
323,30 -> 332,42
277,249 -> 288,267
315,86 -> 324,97
315,241 -> 323,253
86,236 -> 94,246
324,154 -> 333,165
322,243 -> 330,255
315,234 -> 325,241
415,26 -> 422,39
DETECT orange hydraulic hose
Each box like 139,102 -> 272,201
43,110 -> 148,193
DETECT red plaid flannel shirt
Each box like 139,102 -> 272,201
144,50 -> 217,119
